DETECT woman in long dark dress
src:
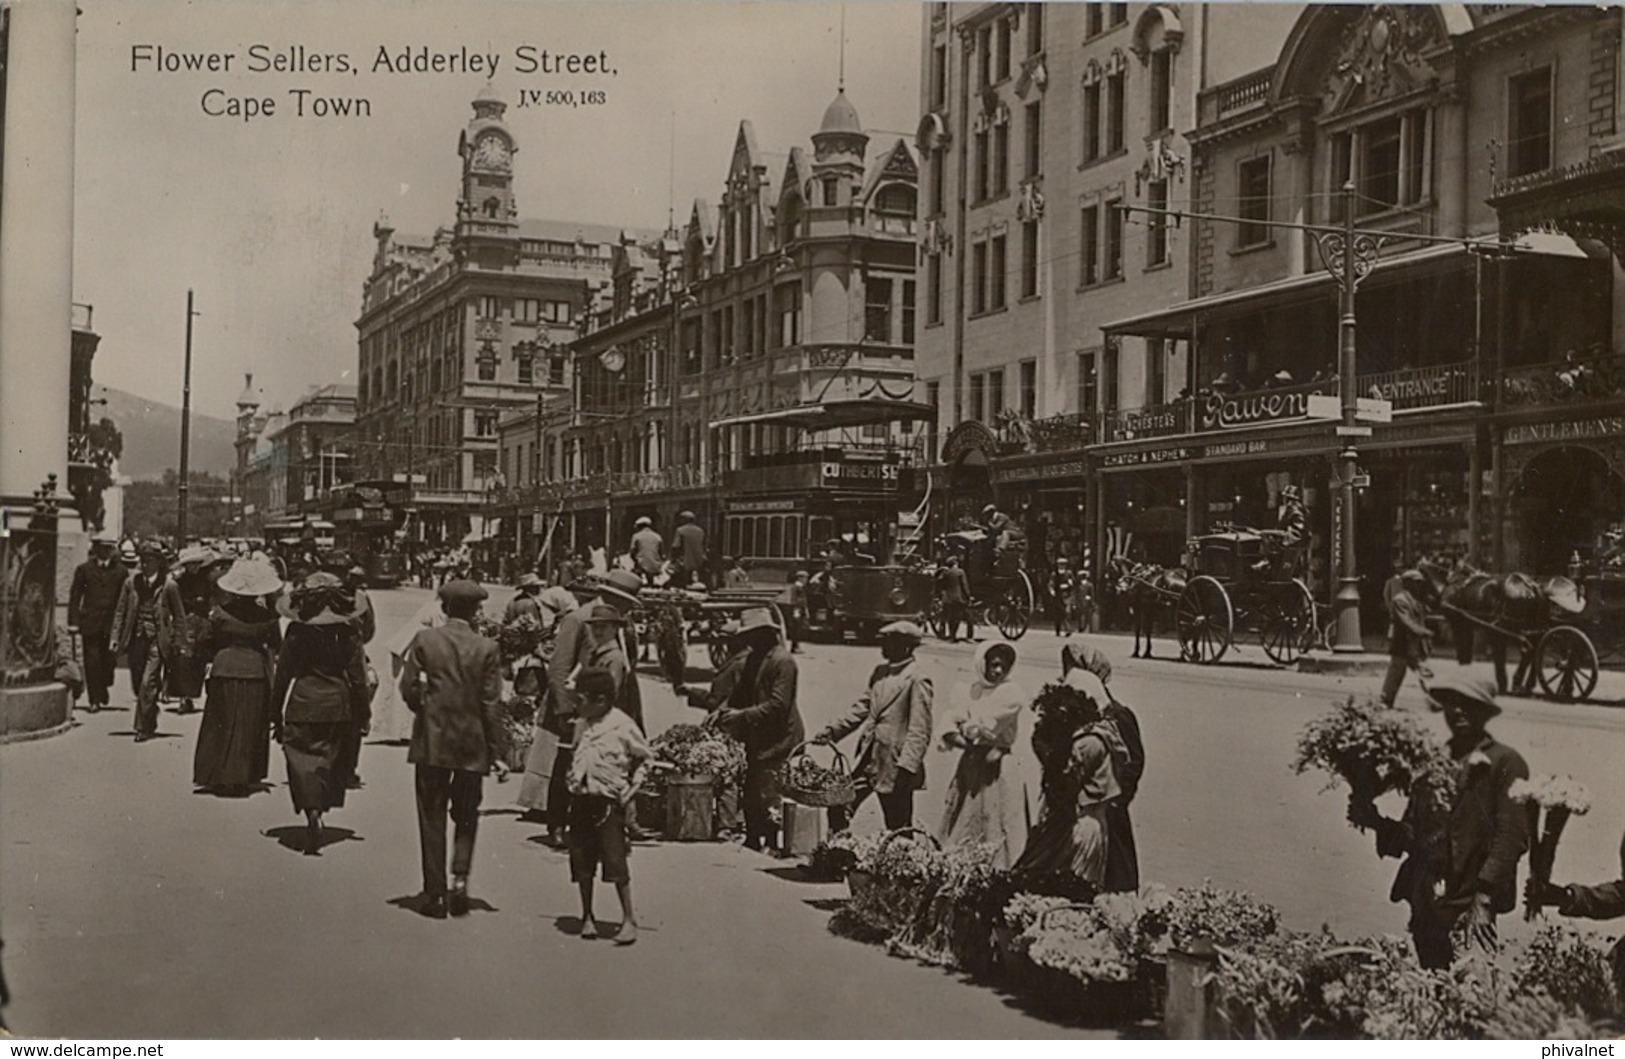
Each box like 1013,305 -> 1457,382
271,573 -> 368,855
162,546 -> 218,713
192,558 -> 284,794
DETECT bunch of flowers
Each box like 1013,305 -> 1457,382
1163,881 -> 1280,952
1512,775 -> 1594,923
1027,920 -> 1137,984
493,613 -> 547,664
649,723 -> 746,786
1512,926 -> 1619,1021
808,829 -> 883,880
491,694 -> 539,772
1293,695 -> 1455,821
1002,892 -> 1078,939
888,845 -> 1004,970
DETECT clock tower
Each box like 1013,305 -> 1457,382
453,82 -> 520,270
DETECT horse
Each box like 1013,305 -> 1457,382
1107,555 -> 1187,659
1415,559 -> 1582,694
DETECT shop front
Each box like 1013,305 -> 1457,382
1497,413 -> 1625,575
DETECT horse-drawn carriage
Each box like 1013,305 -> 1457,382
1420,560 -> 1625,704
923,528 -> 1036,641
1109,526 -> 1315,665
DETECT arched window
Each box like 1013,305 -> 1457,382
483,197 -> 501,219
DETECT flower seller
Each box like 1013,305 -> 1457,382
1350,674 -> 1529,969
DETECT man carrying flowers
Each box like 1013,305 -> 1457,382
1349,674 -> 1529,969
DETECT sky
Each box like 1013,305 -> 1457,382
72,0 -> 925,419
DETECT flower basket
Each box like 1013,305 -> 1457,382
778,741 -> 857,808
846,867 -> 875,902
634,787 -> 665,833
847,827 -> 942,935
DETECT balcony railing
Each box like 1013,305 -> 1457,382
995,410 -> 1094,453
1501,348 -> 1625,409
499,465 -> 713,505
1214,69 -> 1271,118
1362,360 -> 1479,410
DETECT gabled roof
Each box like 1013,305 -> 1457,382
860,138 -> 919,203
687,199 -> 716,244
780,147 -> 814,203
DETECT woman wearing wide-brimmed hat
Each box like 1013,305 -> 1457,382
160,545 -> 219,714
270,572 -> 370,854
192,558 -> 284,794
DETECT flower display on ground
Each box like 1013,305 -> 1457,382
649,723 -> 746,787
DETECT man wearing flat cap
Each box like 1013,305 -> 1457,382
69,531 -> 127,712
672,510 -> 707,588
400,579 -> 505,918
628,516 -> 665,586
1350,674 -> 1529,968
817,621 -> 934,832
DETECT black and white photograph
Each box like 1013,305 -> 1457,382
1,0 -> 1624,1042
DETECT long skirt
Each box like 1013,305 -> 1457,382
164,648 -> 206,699
1013,801 -> 1109,887
282,721 -> 349,813
193,676 -> 271,788
939,746 -> 1027,869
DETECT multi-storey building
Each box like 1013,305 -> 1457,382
1103,4 -> 1625,630
236,382 -> 356,534
916,2 -> 1208,573
354,85 -> 658,546
496,89 -> 927,581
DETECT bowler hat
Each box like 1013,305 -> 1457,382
438,579 -> 489,607
879,620 -> 925,644
597,569 -> 643,608
1425,673 -> 1500,717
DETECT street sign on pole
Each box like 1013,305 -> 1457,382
1335,425 -> 1373,437
1306,394 -> 1340,420
1355,396 -> 1393,423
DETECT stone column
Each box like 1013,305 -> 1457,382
0,0 -> 78,740
0,0 -> 76,500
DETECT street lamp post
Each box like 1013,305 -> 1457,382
1311,182 -> 1382,653
177,289 -> 200,542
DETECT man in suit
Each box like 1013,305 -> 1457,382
710,608 -> 805,852
816,621 -> 934,832
1351,674 -> 1529,968
400,580 -> 506,919
68,530 -> 128,712
110,543 -> 178,742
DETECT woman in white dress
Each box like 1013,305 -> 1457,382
938,640 -> 1033,868
368,593 -> 445,743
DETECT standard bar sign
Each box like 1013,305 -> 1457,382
727,498 -> 800,513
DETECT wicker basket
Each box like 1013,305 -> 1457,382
779,741 -> 857,808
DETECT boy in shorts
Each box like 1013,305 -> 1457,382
567,667 -> 650,943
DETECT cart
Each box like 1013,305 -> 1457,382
1173,528 -> 1316,665
1442,571 -> 1624,704
642,586 -> 788,684
924,529 -> 1035,641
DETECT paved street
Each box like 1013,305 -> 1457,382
4,585 -> 1624,1038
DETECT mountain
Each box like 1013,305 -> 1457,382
97,387 -> 237,481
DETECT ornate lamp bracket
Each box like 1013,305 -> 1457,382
1313,231 -> 1385,295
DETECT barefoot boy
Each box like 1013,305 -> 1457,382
567,666 -> 650,943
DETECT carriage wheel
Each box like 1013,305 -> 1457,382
707,637 -> 732,671
1262,580 -> 1316,665
925,595 -> 949,640
993,571 -> 1034,640
1175,575 -> 1233,664
1535,626 -> 1600,703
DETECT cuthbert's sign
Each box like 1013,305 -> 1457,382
1200,385 -> 1326,431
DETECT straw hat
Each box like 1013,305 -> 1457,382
177,545 -> 216,567
516,572 -> 543,589
736,607 -> 779,635
217,558 -> 284,598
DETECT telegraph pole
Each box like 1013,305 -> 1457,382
176,289 -> 199,542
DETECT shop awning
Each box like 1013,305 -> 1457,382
709,398 -> 935,432
1103,242 -> 1471,338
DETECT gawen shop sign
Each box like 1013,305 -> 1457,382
1200,384 -> 1326,431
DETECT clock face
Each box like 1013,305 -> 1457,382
600,347 -> 626,373
473,134 -> 510,169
